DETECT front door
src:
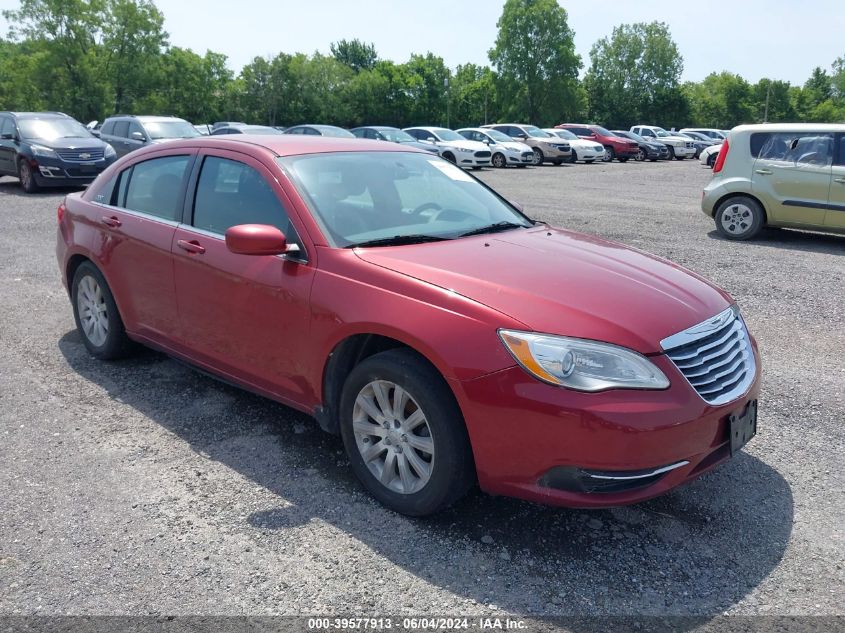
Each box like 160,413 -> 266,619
752,131 -> 833,227
171,149 -> 316,404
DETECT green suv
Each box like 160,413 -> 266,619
702,124 -> 845,239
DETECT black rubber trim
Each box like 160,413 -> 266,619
783,199 -> 845,212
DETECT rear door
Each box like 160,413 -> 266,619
0,116 -> 16,175
171,149 -> 316,403
826,134 -> 845,229
752,131 -> 833,227
90,150 -> 194,340
111,121 -> 132,157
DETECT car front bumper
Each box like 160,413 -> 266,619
30,155 -> 115,187
672,145 -> 697,158
451,345 -> 761,508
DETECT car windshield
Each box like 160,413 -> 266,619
485,129 -> 513,143
622,131 -> 645,142
523,126 -> 550,138
315,126 -> 355,138
592,126 -> 613,137
279,152 -> 533,248
380,129 -> 416,143
429,128 -> 463,142
145,121 -> 200,139
548,129 -> 577,140
19,118 -> 92,140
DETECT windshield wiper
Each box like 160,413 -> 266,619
459,221 -> 525,238
347,234 -> 450,248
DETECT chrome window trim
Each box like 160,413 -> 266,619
90,201 -> 181,227
586,461 -> 689,481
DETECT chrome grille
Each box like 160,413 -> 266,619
685,141 -> 695,148
57,148 -> 105,162
661,306 -> 755,406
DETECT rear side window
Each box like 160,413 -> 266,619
193,157 -> 291,235
0,117 -> 13,136
837,136 -> 845,166
754,131 -> 834,167
122,155 -> 191,221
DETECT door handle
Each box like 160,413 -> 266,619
101,216 -> 121,228
754,169 -> 773,175
834,177 -> 845,184
177,239 -> 205,255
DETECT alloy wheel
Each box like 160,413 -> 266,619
352,380 -> 434,495
76,275 -> 109,347
720,203 -> 754,236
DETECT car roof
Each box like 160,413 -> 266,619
106,115 -> 187,122
730,123 -> 845,133
354,126 -> 400,131
120,135 -> 428,158
3,111 -> 69,119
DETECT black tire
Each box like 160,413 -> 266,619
553,159 -> 563,166
636,148 -> 646,161
618,157 -> 629,163
707,152 -> 718,168
568,150 -> 578,163
603,146 -> 615,162
666,146 -> 675,160
714,196 -> 765,241
492,152 -> 506,168
531,147 -> 544,166
71,261 -> 135,359
18,159 -> 39,193
339,349 -> 475,516
442,152 -> 456,164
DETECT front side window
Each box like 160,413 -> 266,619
193,157 -> 291,236
128,121 -> 145,139
100,120 -> 115,135
122,155 -> 191,221
114,121 -> 130,138
280,152 -> 532,248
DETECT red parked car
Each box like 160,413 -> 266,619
556,124 -> 640,162
56,136 -> 761,515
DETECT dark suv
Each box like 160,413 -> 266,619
0,111 -> 116,193
98,115 -> 200,158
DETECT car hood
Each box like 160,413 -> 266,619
569,139 -> 604,151
500,141 -> 531,152
28,136 -> 106,150
439,138 -> 488,151
398,140 -> 440,153
353,227 -> 732,354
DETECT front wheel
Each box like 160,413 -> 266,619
71,261 -> 135,359
715,196 -> 765,241
603,147 -> 615,162
531,148 -> 544,166
636,148 -> 646,161
667,146 -> 675,160
707,153 -> 718,168
492,152 -> 506,168
339,349 -> 475,516
18,159 -> 39,193
568,151 -> 578,164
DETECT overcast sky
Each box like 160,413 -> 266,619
1,0 -> 843,85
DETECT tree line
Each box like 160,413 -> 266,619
1,0 -> 843,131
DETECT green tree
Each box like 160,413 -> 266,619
489,0 -> 581,124
100,0 -> 167,113
684,72 -> 753,128
803,66 -> 832,108
751,79 -> 795,122
330,38 -> 378,73
584,21 -> 684,128
450,63 -> 498,128
403,53 -> 450,126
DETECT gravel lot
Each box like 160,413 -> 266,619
0,159 -> 843,623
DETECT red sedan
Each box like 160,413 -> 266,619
56,136 -> 761,515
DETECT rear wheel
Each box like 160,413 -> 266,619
71,261 -> 135,359
339,349 -> 475,516
715,196 -> 765,241
18,159 -> 39,193
531,148 -> 544,166
492,152 -> 506,168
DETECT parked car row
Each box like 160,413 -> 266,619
0,109 -> 735,194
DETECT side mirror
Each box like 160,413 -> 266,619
511,201 -> 525,213
425,137 -> 437,143
517,134 -> 527,140
130,131 -> 145,142
225,224 -> 295,256
90,129 -> 101,138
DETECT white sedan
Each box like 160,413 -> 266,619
543,128 -> 605,163
403,127 -> 492,169
700,143 -> 722,168
457,128 -> 534,168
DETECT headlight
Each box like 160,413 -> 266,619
456,147 -> 474,153
499,330 -> 670,391
30,144 -> 58,158
104,144 -> 116,158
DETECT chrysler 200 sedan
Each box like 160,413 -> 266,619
57,136 -> 761,516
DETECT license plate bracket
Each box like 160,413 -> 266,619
728,399 -> 758,455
